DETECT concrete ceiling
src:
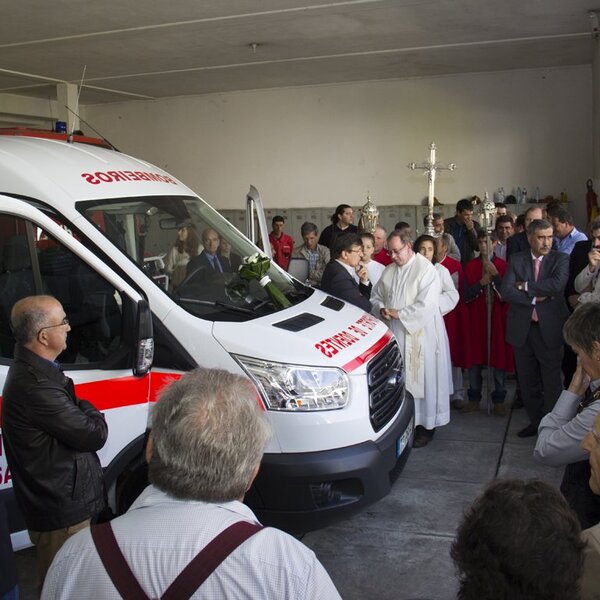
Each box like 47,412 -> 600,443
0,0 -> 597,105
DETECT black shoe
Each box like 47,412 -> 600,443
413,427 -> 435,448
517,424 -> 538,438
513,390 -> 524,409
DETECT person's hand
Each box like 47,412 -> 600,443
464,215 -> 474,231
568,294 -> 580,308
485,262 -> 498,277
356,264 -> 369,284
588,247 -> 600,271
480,272 -> 493,286
568,361 -> 591,397
380,308 -> 398,320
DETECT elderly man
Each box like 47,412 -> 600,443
291,221 -> 330,286
321,234 -> 372,312
186,228 -> 232,277
372,225 -> 392,266
371,230 -> 450,447
500,219 -> 569,437
429,213 -> 461,262
42,368 -> 341,599
2,295 -> 108,585
444,199 -> 481,266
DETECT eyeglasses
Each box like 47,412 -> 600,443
349,248 -> 362,254
37,317 -> 69,336
388,245 -> 408,257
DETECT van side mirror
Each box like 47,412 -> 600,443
133,300 -> 154,377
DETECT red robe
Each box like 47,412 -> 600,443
463,256 -> 514,372
440,255 -> 469,368
373,248 -> 392,266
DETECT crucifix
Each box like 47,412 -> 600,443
407,142 -> 456,236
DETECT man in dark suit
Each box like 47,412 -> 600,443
321,234 -> 372,312
500,219 -> 569,437
186,228 -> 232,280
505,206 -> 543,261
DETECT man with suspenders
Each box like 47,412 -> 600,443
42,368 -> 341,600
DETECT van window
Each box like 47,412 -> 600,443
0,214 -> 124,365
79,196 -> 312,322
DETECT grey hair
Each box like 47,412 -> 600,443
148,368 -> 272,502
387,229 -> 412,246
300,221 -> 319,237
11,295 -> 58,344
438,233 -> 451,250
526,219 -> 552,236
563,302 -> 600,355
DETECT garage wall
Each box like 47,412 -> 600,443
83,65 -> 592,228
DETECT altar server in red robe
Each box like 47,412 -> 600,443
462,230 -> 513,416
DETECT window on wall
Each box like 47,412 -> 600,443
0,214 -> 124,365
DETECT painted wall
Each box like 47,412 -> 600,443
83,65 -> 592,227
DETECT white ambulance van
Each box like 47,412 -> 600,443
0,130 -> 414,547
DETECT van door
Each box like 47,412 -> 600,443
0,209 -> 150,546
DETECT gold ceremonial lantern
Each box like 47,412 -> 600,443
358,193 -> 379,234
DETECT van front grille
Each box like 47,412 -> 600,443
367,339 -> 405,432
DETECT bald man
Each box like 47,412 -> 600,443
1,295 -> 108,586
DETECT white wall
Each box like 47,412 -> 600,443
84,65 -> 592,227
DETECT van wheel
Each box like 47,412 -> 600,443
115,456 -> 148,514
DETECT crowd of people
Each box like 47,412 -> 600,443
4,196 -> 600,598
259,198 -> 600,595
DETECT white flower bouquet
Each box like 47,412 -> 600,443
239,253 -> 291,309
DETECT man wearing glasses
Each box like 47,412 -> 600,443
371,230 -> 450,448
1,295 -> 108,588
320,234 -> 372,312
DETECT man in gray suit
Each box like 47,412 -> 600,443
500,219 -> 569,437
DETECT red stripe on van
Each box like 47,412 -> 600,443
342,330 -> 393,373
0,372 -> 183,426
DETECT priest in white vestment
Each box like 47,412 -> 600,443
371,231 -> 452,447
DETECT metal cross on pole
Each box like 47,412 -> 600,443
407,142 -> 456,236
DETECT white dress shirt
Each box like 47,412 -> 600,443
42,485 -> 341,600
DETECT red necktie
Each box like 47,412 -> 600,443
532,257 -> 540,322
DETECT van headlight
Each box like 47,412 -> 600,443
233,355 -> 349,411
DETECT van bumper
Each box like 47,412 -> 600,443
246,391 -> 415,533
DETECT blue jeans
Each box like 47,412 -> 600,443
468,365 -> 506,404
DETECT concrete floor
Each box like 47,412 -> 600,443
14,383 -> 562,600
301,388 -> 562,600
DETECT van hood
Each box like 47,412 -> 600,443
212,288 -> 392,373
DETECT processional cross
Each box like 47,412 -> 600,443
407,142 -> 456,236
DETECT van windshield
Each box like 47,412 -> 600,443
79,195 -> 311,321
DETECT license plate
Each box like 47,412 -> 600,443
396,416 -> 415,457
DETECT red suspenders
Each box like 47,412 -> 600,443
91,520 -> 263,600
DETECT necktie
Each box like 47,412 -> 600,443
210,255 -> 223,272
532,257 -> 540,322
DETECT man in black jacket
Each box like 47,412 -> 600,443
443,199 -> 481,267
321,234 -> 372,312
1,295 -> 108,585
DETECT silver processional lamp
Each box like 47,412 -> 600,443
479,191 -> 496,235
358,193 -> 379,234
